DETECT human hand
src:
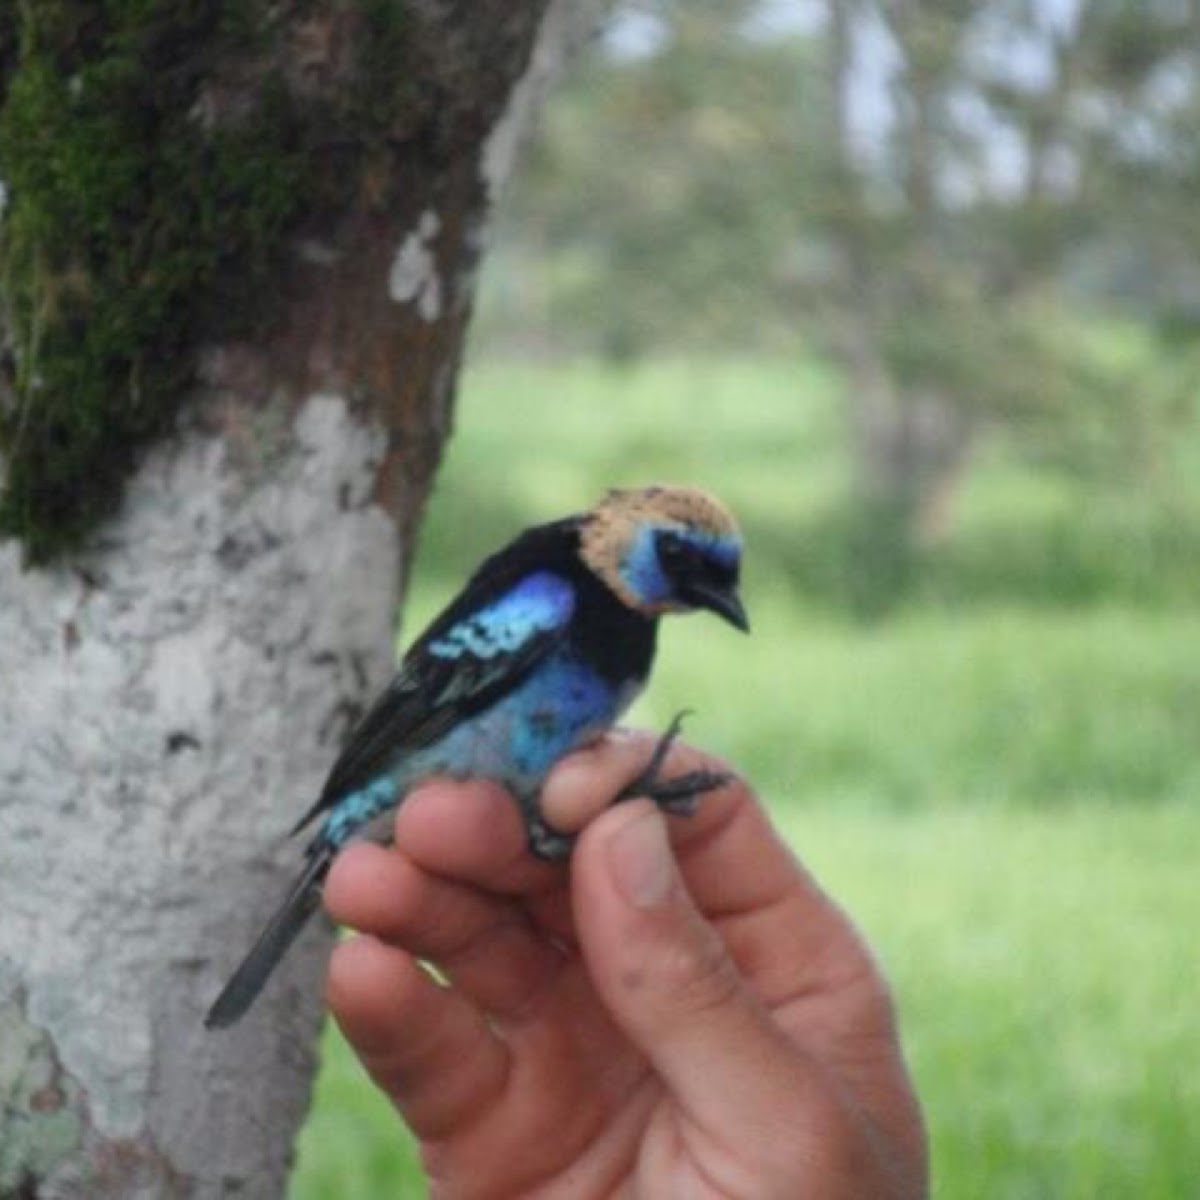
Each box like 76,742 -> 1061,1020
324,731 -> 927,1199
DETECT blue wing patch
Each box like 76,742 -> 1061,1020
428,571 -> 576,659
292,570 -> 576,835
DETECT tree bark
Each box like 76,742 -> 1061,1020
847,373 -> 976,549
825,0 -> 975,602
0,2 -> 596,1195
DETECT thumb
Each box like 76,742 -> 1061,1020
572,800 -> 818,1135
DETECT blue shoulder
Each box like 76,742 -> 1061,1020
427,570 -> 575,660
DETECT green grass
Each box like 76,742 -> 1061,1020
796,806 -> 1200,1200
290,357 -> 1199,1198
293,1024 -> 423,1196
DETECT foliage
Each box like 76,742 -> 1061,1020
478,0 -> 818,359
816,0 -> 1200,399
474,1 -> 1200,607
481,1 -> 1200,353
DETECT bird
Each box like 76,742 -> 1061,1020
204,483 -> 749,1029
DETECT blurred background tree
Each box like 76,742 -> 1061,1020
475,0 -> 1200,612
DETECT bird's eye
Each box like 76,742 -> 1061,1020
656,531 -> 689,567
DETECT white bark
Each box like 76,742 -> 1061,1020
0,396 -> 399,1197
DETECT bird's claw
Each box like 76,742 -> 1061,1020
616,710 -> 729,817
526,711 -> 726,861
627,768 -> 732,816
525,815 -> 575,863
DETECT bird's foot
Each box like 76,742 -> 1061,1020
526,815 -> 575,863
524,712 -> 727,861
616,710 -> 731,818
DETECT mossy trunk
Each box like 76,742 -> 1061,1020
0,1 -> 595,1194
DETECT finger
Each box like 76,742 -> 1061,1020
672,804 -> 929,1184
675,795 -> 881,1016
571,801 -> 833,1144
540,727 -> 747,835
546,732 -> 879,1014
326,842 -> 566,1019
327,935 -> 509,1141
599,786 -> 923,1178
393,778 -> 566,896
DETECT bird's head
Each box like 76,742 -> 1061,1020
580,484 -> 749,631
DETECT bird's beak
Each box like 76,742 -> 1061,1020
686,582 -> 750,633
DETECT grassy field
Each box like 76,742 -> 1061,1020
291,357 -> 1199,1197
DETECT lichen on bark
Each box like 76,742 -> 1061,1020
0,0 -> 410,564
0,974 -> 84,1194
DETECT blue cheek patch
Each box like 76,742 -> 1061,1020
618,524 -> 742,607
618,525 -> 672,605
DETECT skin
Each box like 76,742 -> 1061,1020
324,731 -> 928,1200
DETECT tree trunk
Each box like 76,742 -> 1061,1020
847,368 -> 976,550
0,2 -> 596,1195
824,0 -> 975,612
840,341 -> 976,612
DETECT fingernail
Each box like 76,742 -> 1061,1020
608,808 -> 675,909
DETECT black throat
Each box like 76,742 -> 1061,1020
567,562 -> 659,688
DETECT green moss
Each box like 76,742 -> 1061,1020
354,0 -> 410,135
0,0 -> 410,563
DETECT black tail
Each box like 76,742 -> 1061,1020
204,846 -> 333,1030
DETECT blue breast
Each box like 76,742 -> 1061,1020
419,645 -> 635,791
318,645 -> 640,848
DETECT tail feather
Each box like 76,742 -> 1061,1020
204,846 -> 333,1030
